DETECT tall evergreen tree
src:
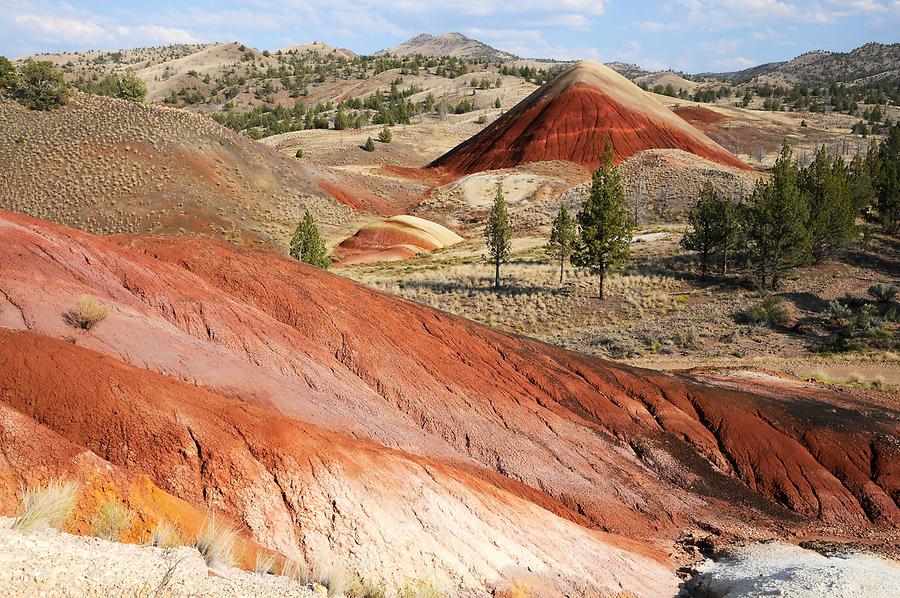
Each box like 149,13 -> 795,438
682,181 -> 722,278
484,183 -> 511,289
874,123 -> 900,234
572,142 -> 632,299
333,104 -> 348,130
745,141 -> 811,289
801,146 -> 858,261
546,205 -> 576,284
290,210 -> 330,269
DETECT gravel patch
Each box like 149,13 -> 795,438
683,542 -> 900,597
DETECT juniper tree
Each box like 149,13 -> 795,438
363,137 -> 375,152
484,183 -> 511,289
744,141 -> 811,289
16,60 -> 69,110
572,142 -> 632,300
290,210 -> 330,269
0,56 -> 15,90
378,125 -> 392,143
546,205 -> 576,284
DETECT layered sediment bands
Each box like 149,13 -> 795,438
0,329 -> 678,596
0,211 -> 897,591
430,61 -> 750,175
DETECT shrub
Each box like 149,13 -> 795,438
823,300 -> 853,327
868,283 -> 898,304
363,137 -> 376,152
91,500 -> 134,541
148,520 -> 183,548
377,126 -> 392,143
475,115 -> 487,124
0,55 -> 16,90
194,513 -> 238,569
295,148 -> 303,159
62,295 -> 108,330
12,480 -> 78,532
736,296 -> 789,327
117,70 -> 147,102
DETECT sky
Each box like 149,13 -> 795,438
2,0 -> 899,73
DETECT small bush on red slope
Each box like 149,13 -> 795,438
62,295 -> 108,331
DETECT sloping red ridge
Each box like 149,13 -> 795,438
431,61 -> 750,174
0,210 -> 896,557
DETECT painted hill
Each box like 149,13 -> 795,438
1,211 -> 897,593
0,91 -> 359,249
379,32 -> 516,61
336,215 -> 463,265
430,61 -> 751,175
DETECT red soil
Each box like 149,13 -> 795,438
674,106 -> 728,126
0,210 -> 897,578
431,62 -> 750,175
318,180 -> 400,215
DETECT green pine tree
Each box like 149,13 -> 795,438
874,123 -> 900,234
802,147 -> 859,261
378,125 -> 392,143
546,205 -> 576,284
117,69 -> 147,102
494,97 -> 501,109
572,142 -> 632,299
333,104 -> 348,130
290,210 -> 330,269
363,137 -> 375,152
682,182 -> 723,279
745,141 -> 811,289
484,183 -> 511,289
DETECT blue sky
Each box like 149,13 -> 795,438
2,0 -> 899,72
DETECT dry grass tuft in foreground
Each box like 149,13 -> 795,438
91,499 -> 134,541
12,480 -> 78,532
147,520 -> 183,548
62,295 -> 108,331
194,512 -> 238,569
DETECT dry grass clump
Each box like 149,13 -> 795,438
62,294 -> 108,330
398,580 -> 444,598
91,499 -> 134,541
194,512 -> 238,569
12,480 -> 78,532
255,551 -> 277,575
147,520 -> 183,548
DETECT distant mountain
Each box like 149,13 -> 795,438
705,42 -> 900,86
378,32 -> 516,61
604,62 -> 651,80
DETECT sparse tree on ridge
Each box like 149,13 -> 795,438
290,210 -> 330,269
117,69 -> 147,103
484,183 -> 511,289
16,59 -> 69,110
572,141 -> 632,300
547,204 -> 576,284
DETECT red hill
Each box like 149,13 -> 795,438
431,61 -> 750,175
